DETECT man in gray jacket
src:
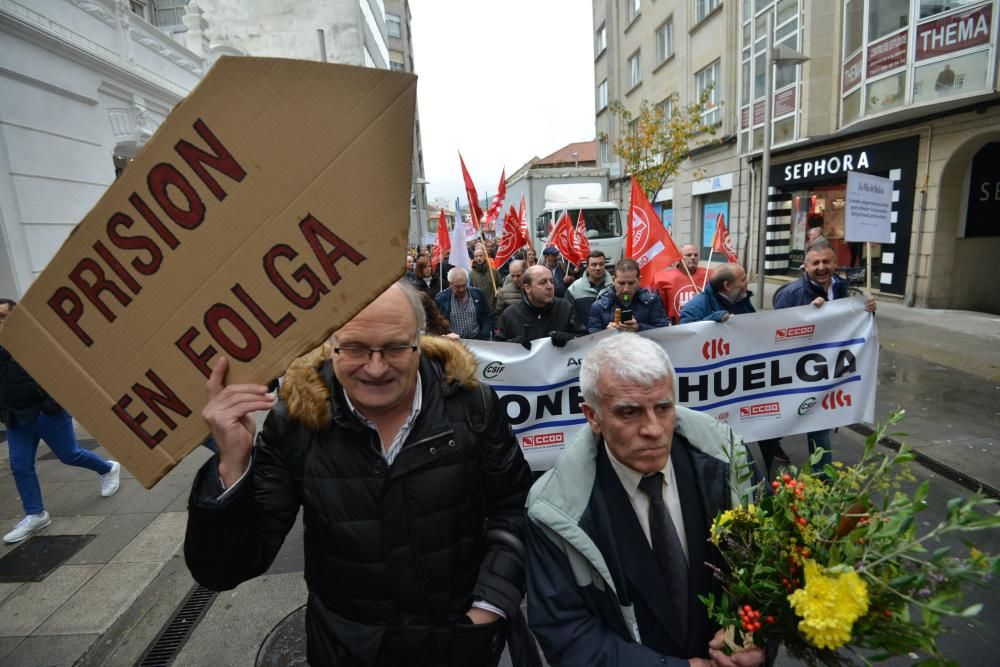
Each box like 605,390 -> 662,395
525,333 -> 764,667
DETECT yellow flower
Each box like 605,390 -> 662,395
787,560 -> 869,650
710,505 -> 758,544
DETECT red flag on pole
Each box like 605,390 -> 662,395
711,213 -> 739,263
572,209 -> 591,265
483,169 -> 506,228
430,208 -> 451,269
459,153 -> 484,231
626,178 -> 682,288
495,205 -> 528,266
547,211 -> 577,262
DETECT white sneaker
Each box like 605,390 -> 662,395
4,512 -> 51,544
100,461 -> 121,497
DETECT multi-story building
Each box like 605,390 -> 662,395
384,0 -> 428,245
0,0 -> 205,299
594,0 -> 1000,313
1,0 -> 425,298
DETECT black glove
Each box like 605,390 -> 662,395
509,336 -> 532,350
549,331 -> 574,347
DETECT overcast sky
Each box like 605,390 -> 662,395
409,0 -> 596,205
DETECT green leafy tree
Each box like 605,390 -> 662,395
601,89 -> 720,202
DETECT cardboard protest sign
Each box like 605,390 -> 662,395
0,58 -> 417,488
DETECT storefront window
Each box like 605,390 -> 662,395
842,89 -> 862,126
789,186 -> 878,274
773,116 -> 795,145
866,71 -> 907,114
844,0 -> 864,55
868,0 -> 910,41
699,193 -> 730,259
912,50 -> 991,104
919,0 -> 982,19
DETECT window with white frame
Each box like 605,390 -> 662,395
696,0 -> 721,22
658,96 -> 673,123
627,0 -> 641,22
628,51 -> 642,89
597,79 -> 609,111
656,19 -> 673,64
596,22 -> 607,54
386,13 -> 401,38
598,137 -> 609,164
696,60 -> 720,125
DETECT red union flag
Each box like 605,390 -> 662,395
495,205 -> 528,266
711,214 -> 738,263
430,208 -> 451,269
547,211 -> 577,261
626,178 -> 682,287
572,209 -> 591,265
518,195 -> 527,234
483,169 -> 507,228
459,153 -> 484,231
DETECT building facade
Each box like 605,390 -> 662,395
1,0 -> 425,299
0,0 -> 204,299
595,0 -> 1000,313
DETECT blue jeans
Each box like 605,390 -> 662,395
6,410 -> 111,515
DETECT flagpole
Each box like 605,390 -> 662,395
702,250 -> 714,291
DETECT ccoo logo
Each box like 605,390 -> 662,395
775,324 -> 816,341
482,361 -> 504,379
821,389 -> 852,410
522,432 -> 565,447
739,402 -> 781,419
701,337 -> 730,360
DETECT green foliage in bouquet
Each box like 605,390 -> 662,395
702,411 -> 1000,666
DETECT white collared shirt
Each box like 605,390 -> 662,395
605,444 -> 689,561
343,374 -> 422,465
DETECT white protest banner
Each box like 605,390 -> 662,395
845,171 -> 893,243
467,298 -> 878,471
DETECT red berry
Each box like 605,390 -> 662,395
767,615 -> 775,624
782,474 -> 792,482
797,517 -> 808,526
884,610 -> 892,618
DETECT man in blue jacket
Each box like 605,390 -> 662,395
588,259 -> 669,333
759,239 -> 876,475
434,267 -> 493,340
679,263 -> 755,324
525,334 -> 764,666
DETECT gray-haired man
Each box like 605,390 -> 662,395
525,333 -> 764,666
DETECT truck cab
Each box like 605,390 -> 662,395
532,184 -> 624,267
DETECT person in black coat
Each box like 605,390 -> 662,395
496,265 -> 585,349
185,283 -> 533,666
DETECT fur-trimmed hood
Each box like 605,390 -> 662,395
279,336 -> 480,431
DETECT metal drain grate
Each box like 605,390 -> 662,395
848,424 -> 1000,500
136,584 -> 218,667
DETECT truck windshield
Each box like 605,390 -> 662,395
570,209 -> 622,239
535,209 -> 622,239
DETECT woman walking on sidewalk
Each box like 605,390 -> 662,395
0,299 -> 120,544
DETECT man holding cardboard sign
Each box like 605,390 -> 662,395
184,282 -> 534,666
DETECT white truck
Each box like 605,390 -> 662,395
530,183 -> 625,266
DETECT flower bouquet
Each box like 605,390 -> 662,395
703,411 -> 1000,666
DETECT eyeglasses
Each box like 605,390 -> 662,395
333,343 -> 418,363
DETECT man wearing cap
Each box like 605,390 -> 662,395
541,247 -> 573,300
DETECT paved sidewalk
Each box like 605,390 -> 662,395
0,281 -> 996,666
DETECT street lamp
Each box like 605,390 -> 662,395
755,11 -> 809,309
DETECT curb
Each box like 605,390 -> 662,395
847,423 -> 1000,500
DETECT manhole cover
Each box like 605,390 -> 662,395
257,605 -> 309,666
0,534 -> 95,582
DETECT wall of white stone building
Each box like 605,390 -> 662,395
0,0 -> 202,299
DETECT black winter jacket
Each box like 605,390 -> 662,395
495,296 -> 584,342
0,345 -> 60,426
185,338 -> 533,666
